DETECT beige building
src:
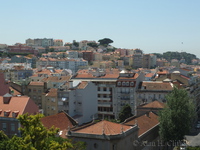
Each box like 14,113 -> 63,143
53,39 -> 63,46
27,81 -> 44,108
42,88 -> 58,116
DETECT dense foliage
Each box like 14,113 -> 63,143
153,51 -> 197,64
98,38 -> 113,47
119,104 -> 133,122
159,87 -> 196,142
0,114 -> 86,150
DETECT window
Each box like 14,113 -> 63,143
29,89 -> 31,92
126,82 -> 129,86
11,123 -> 15,132
130,82 -> 134,86
117,82 -> 121,86
51,98 -> 55,102
33,89 -> 36,92
94,143 -> 98,148
122,82 -> 126,86
2,123 -> 7,131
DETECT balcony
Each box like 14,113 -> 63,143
98,97 -> 111,101
98,111 -> 114,115
98,102 -> 112,107
98,90 -> 111,94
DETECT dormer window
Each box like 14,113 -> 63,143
12,111 -> 19,118
4,110 -> 11,117
117,82 -> 121,86
130,82 -> 134,86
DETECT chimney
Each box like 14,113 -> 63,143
3,93 -> 12,104
69,81 -> 73,88
145,112 -> 150,117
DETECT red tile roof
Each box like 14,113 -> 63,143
124,112 -> 159,136
142,101 -> 165,109
9,87 -> 22,96
41,111 -> 78,138
140,81 -> 173,91
72,120 -> 132,135
45,88 -> 57,97
76,81 -> 88,89
0,95 -> 39,118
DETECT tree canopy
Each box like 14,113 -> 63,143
159,87 -> 196,142
153,51 -> 197,64
98,38 -> 113,47
0,113 -> 86,150
87,42 -> 98,49
119,104 -> 133,122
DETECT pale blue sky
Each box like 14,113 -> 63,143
1,0 -> 200,58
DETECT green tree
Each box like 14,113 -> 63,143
159,87 -> 196,142
73,41 -> 79,48
119,104 -> 133,122
87,42 -> 98,49
0,114 -> 86,150
98,38 -> 113,47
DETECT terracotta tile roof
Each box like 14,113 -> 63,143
76,81 -> 88,89
139,81 -> 173,91
142,101 -> 165,109
180,75 -> 190,80
118,73 -> 139,79
157,70 -> 168,75
124,112 -> 159,136
41,111 -> 78,138
42,76 -> 71,82
45,88 -> 57,97
29,81 -> 44,86
72,120 -> 132,135
75,69 -> 120,79
145,73 -> 154,78
9,87 -> 22,96
0,95 -> 39,118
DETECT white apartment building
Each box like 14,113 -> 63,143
37,58 -> 88,74
67,51 -> 79,59
57,81 -> 97,125
72,69 -> 145,119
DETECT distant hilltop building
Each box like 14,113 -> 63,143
26,38 -> 54,47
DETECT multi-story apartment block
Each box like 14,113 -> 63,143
3,66 -> 33,82
67,51 -> 79,59
72,69 -> 145,119
53,39 -> 63,46
8,44 -> 38,55
57,81 -> 98,125
42,88 -> 58,116
25,38 -> 34,46
27,81 -> 44,108
26,38 -> 54,47
82,51 -> 93,62
132,53 -> 143,69
142,54 -> 151,69
37,58 -> 88,74
10,55 -> 37,68
93,52 -> 102,61
136,81 -> 173,105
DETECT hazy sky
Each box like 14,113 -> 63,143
1,0 -> 200,58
